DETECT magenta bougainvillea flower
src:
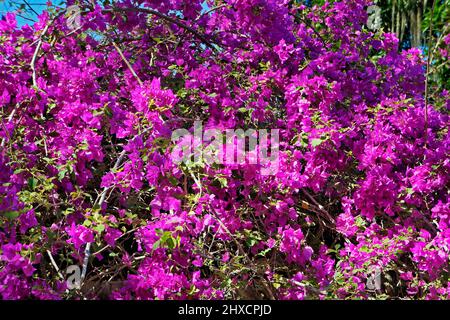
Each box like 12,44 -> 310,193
0,0 -> 448,300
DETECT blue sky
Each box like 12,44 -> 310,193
1,0 -> 48,25
2,1 -> 211,26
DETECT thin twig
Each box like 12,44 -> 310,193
208,203 -> 276,300
80,128 -> 151,284
30,24 -> 50,89
195,4 -> 227,21
23,0 -> 39,16
430,24 -> 449,61
191,172 -> 274,298
0,107 -> 17,148
302,189 -> 335,224
102,7 -> 219,52
17,14 -> 37,23
46,250 -> 64,280
111,41 -> 143,86
80,149 -> 127,283
295,14 -> 327,46
92,227 -> 139,256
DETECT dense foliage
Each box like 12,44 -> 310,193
0,0 -> 449,299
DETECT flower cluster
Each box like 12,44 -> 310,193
0,0 -> 448,300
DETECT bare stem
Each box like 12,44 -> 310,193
208,204 -> 276,300
80,128 -> 151,284
302,189 -> 335,224
112,41 -> 143,86
30,24 -> 50,89
102,7 -> 219,52
46,250 -> 64,280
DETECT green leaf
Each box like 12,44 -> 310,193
152,240 -> 161,250
311,138 -> 323,147
94,224 -> 105,233
257,248 -> 272,257
58,170 -> 67,181
217,176 -> 228,188
166,237 -> 176,249
4,211 -> 20,220
28,177 -> 37,190
167,175 -> 178,186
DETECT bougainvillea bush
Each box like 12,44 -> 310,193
0,0 -> 449,300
